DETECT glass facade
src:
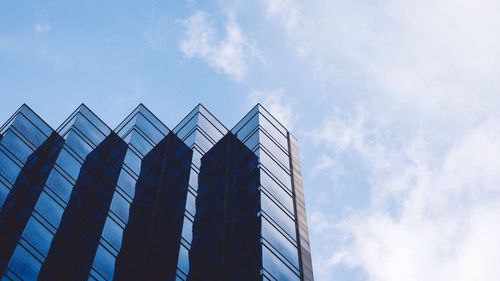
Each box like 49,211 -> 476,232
172,104 -> 227,281
232,105 -> 302,281
0,103 -> 313,281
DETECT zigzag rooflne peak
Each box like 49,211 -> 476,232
115,104 -> 169,147
1,104 -> 53,148
0,102 -> 314,281
231,103 -> 290,155
56,103 -> 111,147
173,104 -> 228,153
0,104 -> 56,189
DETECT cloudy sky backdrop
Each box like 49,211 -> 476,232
1,1 -> 500,280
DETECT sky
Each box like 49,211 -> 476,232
1,1 -> 500,280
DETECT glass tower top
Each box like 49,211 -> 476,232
0,103 -> 313,281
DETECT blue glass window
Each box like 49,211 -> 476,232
63,130 -> 92,160
231,105 -> 259,134
186,192 -> 196,216
188,170 -> 198,190
242,129 -> 259,151
260,132 -> 290,170
181,217 -> 193,242
191,149 -> 202,169
11,114 -> 47,147
0,179 -> 10,208
0,150 -> 21,184
17,105 -> 52,137
261,194 -> 296,240
110,193 -> 130,224
102,218 -> 123,251
177,245 -> 189,275
258,149 -> 291,190
126,130 -> 153,157
196,115 -> 224,142
117,170 -> 135,198
193,130 -> 214,153
134,113 -> 164,144
7,245 -> 42,281
181,131 -> 196,148
93,245 -> 115,280
258,106 -> 288,135
1,129 -> 33,162
55,148 -> 81,180
262,245 -> 300,281
198,107 -> 227,136
22,218 -> 52,256
45,169 -> 73,203
175,115 -> 197,140
34,191 -> 64,228
259,115 -> 288,149
71,114 -> 106,146
234,114 -> 258,141
261,171 -> 294,214
123,150 -> 141,176
262,218 -> 299,268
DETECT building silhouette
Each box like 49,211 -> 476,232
0,104 -> 313,281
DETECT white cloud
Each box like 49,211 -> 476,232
339,121 -> 500,281
179,11 -> 255,81
248,87 -> 296,128
34,23 -> 51,35
260,0 -> 500,280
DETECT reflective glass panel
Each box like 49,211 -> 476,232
177,245 -> 189,274
134,113 -> 164,143
93,245 -> 115,280
8,245 -> 42,281
117,170 -> 135,199
12,114 -> 46,147
102,218 -> 123,251
123,150 -> 141,176
0,150 -> 21,184
262,218 -> 299,268
260,132 -> 290,170
186,192 -> 196,216
261,171 -> 294,214
261,194 -> 296,240
0,179 -> 10,208
110,193 -> 130,223
258,149 -> 291,190
259,115 -> 288,149
1,129 -> 33,162
22,218 -> 52,256
126,130 -> 153,157
34,191 -> 64,228
56,148 -> 81,180
64,130 -> 92,160
262,245 -> 300,281
45,170 -> 73,203
234,114 -> 258,141
181,217 -> 193,242
196,115 -> 224,142
71,114 -> 105,146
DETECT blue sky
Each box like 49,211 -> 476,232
2,1 -> 500,280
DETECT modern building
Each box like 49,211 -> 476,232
0,104 -> 313,281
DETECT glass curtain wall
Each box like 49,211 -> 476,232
2,105 -> 110,281
0,105 -> 53,209
172,104 -> 227,280
232,105 -> 301,281
89,104 -> 168,281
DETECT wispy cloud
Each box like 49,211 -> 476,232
179,11 -> 257,81
34,23 -> 51,35
261,0 -> 500,280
